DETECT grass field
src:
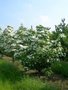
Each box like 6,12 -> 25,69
0,58 -> 68,90
0,77 -> 60,90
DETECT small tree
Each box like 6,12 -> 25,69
2,26 -> 16,61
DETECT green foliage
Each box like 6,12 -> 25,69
16,25 -> 63,72
52,19 -> 68,61
51,61 -> 62,74
42,67 -> 54,78
60,62 -> 68,77
0,60 -> 22,82
51,61 -> 68,77
0,26 -> 16,60
0,19 -> 68,72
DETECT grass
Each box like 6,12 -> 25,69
0,60 -> 23,82
0,59 -> 60,90
0,77 -> 60,90
0,59 -> 68,90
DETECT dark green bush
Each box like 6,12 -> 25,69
0,60 -> 23,82
61,62 -> 68,77
51,61 -> 62,74
51,61 -> 68,78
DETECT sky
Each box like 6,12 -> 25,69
0,0 -> 68,30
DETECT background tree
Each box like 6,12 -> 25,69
1,26 -> 16,61
52,19 -> 68,61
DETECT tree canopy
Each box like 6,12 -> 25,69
0,19 -> 68,72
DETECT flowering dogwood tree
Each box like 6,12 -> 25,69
14,25 -> 63,72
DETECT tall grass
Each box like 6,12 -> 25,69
0,60 -> 22,82
0,60 -> 60,90
0,78 -> 60,90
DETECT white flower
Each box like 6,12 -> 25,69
19,44 -> 28,49
16,40 -> 22,43
32,36 -> 36,39
60,33 -> 66,38
11,44 -> 16,47
47,59 -> 49,62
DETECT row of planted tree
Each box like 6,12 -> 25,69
0,19 -> 68,72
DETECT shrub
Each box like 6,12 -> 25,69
51,61 -> 68,78
61,62 -> 68,77
51,61 -> 62,74
42,67 -> 54,78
